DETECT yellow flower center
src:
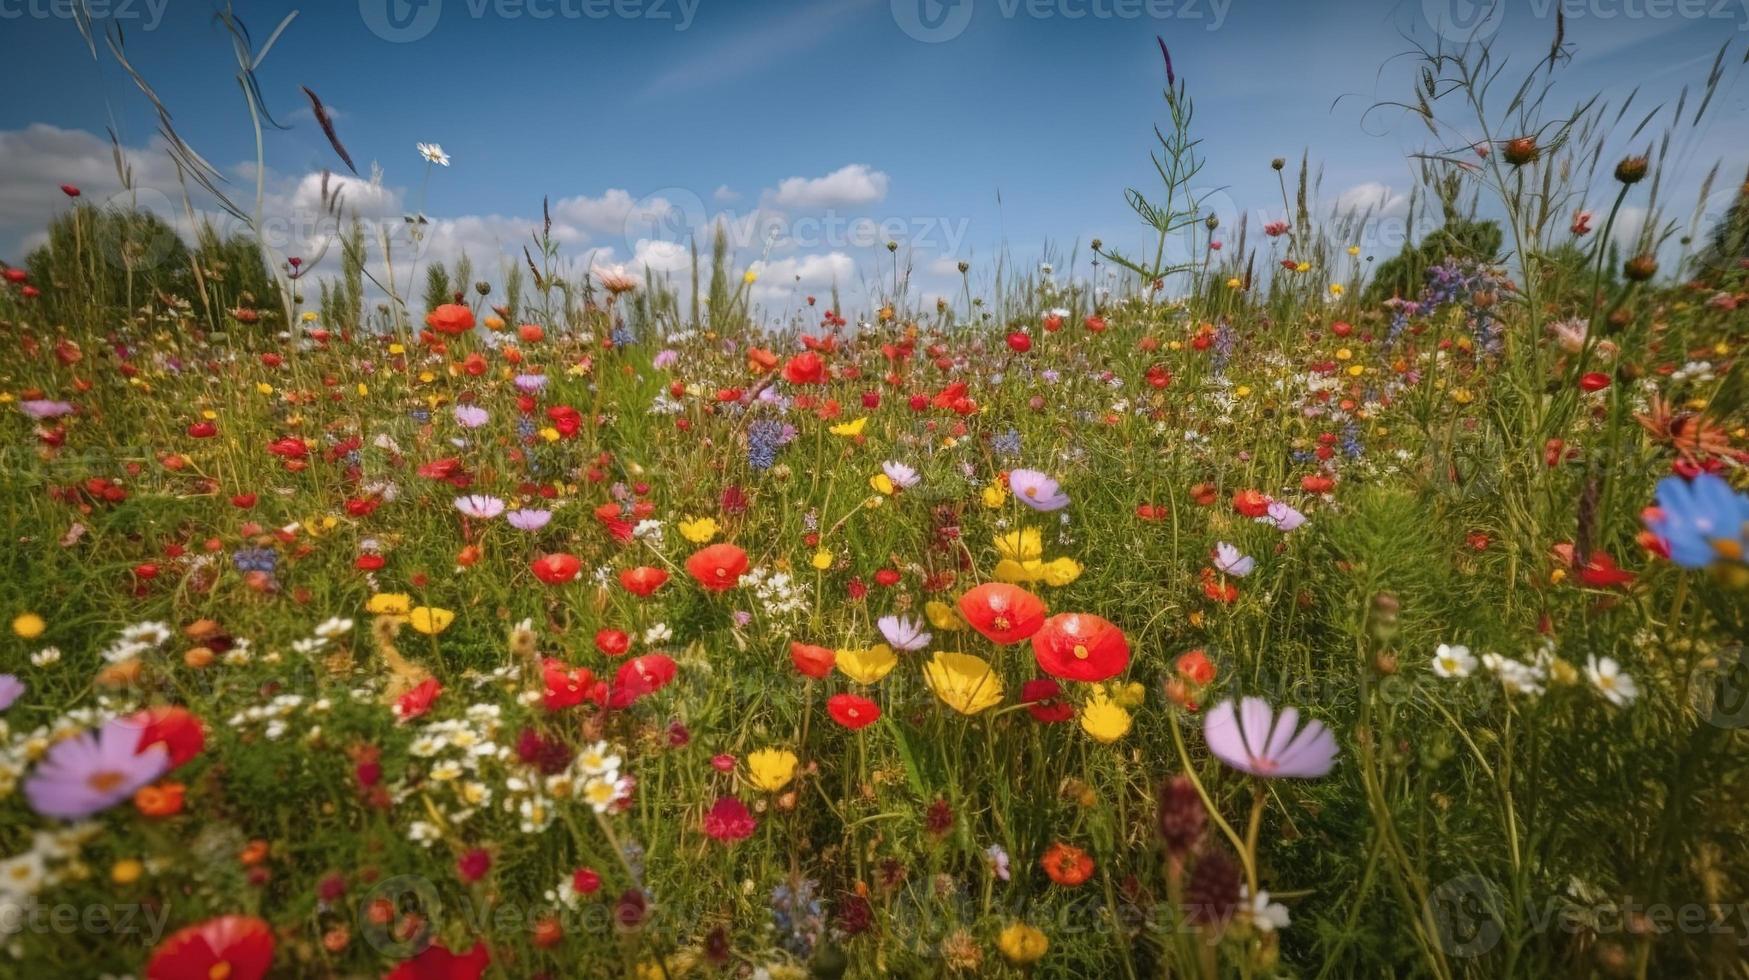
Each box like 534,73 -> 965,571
1073,644 -> 1089,660
1713,538 -> 1743,562
209,963 -> 233,980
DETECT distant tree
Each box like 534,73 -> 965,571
190,220 -> 282,323
1694,168 -> 1749,286
25,203 -> 192,326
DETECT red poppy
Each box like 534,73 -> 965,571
783,351 -> 826,384
1552,543 -> 1636,589
1579,372 -> 1611,392
542,658 -> 599,711
790,642 -> 836,679
1006,331 -> 1032,353
619,566 -> 670,597
702,796 -> 757,842
131,706 -> 205,769
957,583 -> 1047,645
1175,649 -> 1216,686
394,678 -> 442,723
1301,473 -> 1335,494
531,553 -> 582,585
1032,613 -> 1130,682
425,303 -> 476,335
873,568 -> 901,587
594,628 -> 631,657
1232,489 -> 1271,518
1020,678 -> 1074,723
186,421 -> 217,438
1135,503 -> 1169,522
457,848 -> 491,883
547,405 -> 583,438
385,940 -> 490,980
266,436 -> 307,460
1200,568 -> 1239,604
355,554 -> 386,571
146,915 -> 274,980
1041,842 -> 1095,887
610,653 -> 677,708
827,693 -> 881,729
685,543 -> 749,591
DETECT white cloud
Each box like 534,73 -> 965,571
1332,181 -> 1407,217
713,185 -> 741,203
768,164 -> 889,209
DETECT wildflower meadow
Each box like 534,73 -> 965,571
1,5 -> 1747,979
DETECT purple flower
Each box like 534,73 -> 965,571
513,374 -> 548,394
506,508 -> 552,531
454,495 -> 506,519
1212,542 -> 1255,577
24,717 -> 170,819
0,674 -> 22,711
1009,469 -> 1069,512
453,405 -> 489,428
653,349 -> 679,369
18,399 -> 75,420
1263,500 -> 1306,532
881,461 -> 919,490
877,615 -> 930,652
1203,697 -> 1336,779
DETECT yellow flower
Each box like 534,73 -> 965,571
357,383 -> 369,396
742,269 -> 758,285
678,516 -> 720,544
110,859 -> 144,885
1449,387 -> 1474,405
994,528 -> 1042,563
830,417 -> 867,437
11,613 -> 45,639
1113,681 -> 1146,708
407,607 -> 455,635
924,600 -> 965,631
1040,557 -> 1083,587
1225,276 -> 1242,289
869,472 -> 896,495
1329,283 -> 1344,296
923,652 -> 1003,716
366,593 -> 412,616
1347,244 -> 1361,256
981,482 -> 1008,508
994,558 -> 1046,584
1294,261 -> 1310,273
256,382 -> 274,395
300,310 -> 319,322
811,549 -> 834,570
746,748 -> 798,792
539,427 -> 561,442
836,644 -> 897,685
388,342 -> 406,355
997,922 -> 1049,965
1079,690 -> 1132,743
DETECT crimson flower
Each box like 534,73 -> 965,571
783,351 -> 826,384
702,796 -> 757,842
130,706 -> 206,770
826,693 -> 881,729
385,940 -> 490,980
610,654 -> 676,709
541,658 -> 599,711
1020,678 -> 1074,723
790,642 -> 836,679
146,915 -> 274,980
393,678 -> 442,723
594,628 -> 631,657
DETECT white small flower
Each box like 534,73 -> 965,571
30,648 -> 61,668
1245,887 -> 1290,932
581,774 -> 630,813
416,142 -> 450,166
314,617 -> 354,639
1585,655 -> 1639,707
1431,644 -> 1476,679
576,741 -> 621,777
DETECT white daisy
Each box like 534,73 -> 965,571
1431,643 -> 1476,679
416,142 -> 450,166
1585,655 -> 1639,707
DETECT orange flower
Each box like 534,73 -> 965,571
425,303 -> 475,335
134,781 -> 185,818
1041,842 -> 1095,886
958,583 -> 1047,645
686,543 -> 749,591
790,642 -> 836,679
239,839 -> 270,866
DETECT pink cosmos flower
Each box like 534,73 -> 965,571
1009,469 -> 1069,512
19,399 -> 75,420
1212,542 -> 1255,577
454,495 -> 506,519
506,508 -> 552,531
877,614 -> 931,651
1203,697 -> 1337,779
24,717 -> 170,819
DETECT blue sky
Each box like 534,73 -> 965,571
0,0 -> 1743,311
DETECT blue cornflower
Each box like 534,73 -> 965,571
1646,474 -> 1749,569
747,419 -> 792,471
